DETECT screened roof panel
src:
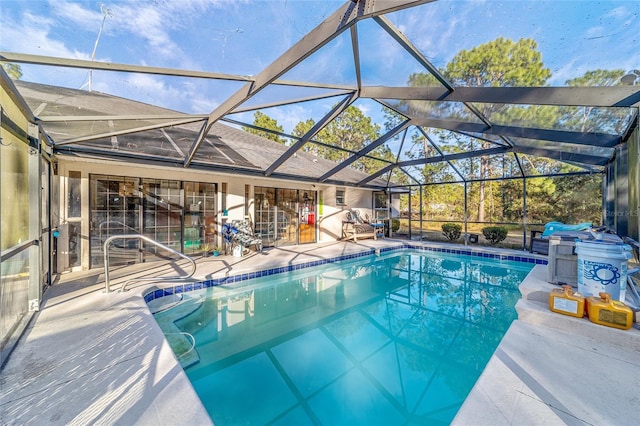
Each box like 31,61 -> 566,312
270,143 -> 335,179
456,131 -> 510,147
3,0 -> 638,190
277,141 -> 386,186
511,136 -> 614,160
404,161 -> 462,185
397,127 -> 429,162
349,157 -> 392,178
382,99 -> 482,123
41,119 -> 200,145
377,130 -> 406,162
470,103 -> 635,135
278,27 -> 357,88
233,86 -> 353,111
388,168 -> 412,186
224,94 -> 351,143
399,166 -> 425,185
519,155 -> 597,176
383,1 -> 637,88
299,98 -> 386,154
355,18 -> 446,88
419,128 -> 507,157
12,64 -> 248,116
449,152 -> 523,181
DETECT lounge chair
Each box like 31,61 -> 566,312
342,210 -> 378,242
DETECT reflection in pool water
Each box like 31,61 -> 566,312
153,251 -> 534,425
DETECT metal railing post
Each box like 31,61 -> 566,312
103,234 -> 196,293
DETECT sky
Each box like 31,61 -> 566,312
1,0 -> 638,134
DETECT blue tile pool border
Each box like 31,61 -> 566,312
144,244 -> 547,304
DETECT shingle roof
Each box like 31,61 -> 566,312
15,80 -> 388,187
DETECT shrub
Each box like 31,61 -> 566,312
391,218 -> 400,232
482,226 -> 508,244
441,223 -> 462,241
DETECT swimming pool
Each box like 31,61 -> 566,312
152,249 -> 535,425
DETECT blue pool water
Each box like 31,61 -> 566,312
153,250 -> 534,425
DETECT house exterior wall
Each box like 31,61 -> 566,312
55,156 -> 377,270
319,186 -> 376,241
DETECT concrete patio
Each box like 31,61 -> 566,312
1,239 -> 638,425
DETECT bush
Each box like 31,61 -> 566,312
441,223 -> 462,241
482,226 -> 508,244
391,218 -> 400,232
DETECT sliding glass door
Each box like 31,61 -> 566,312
276,188 -> 298,246
254,186 -> 316,247
299,191 -> 316,244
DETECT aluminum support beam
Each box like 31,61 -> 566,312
357,146 -> 508,186
230,91 -> 354,114
184,0 -> 432,167
265,93 -> 357,176
0,67 -> 34,122
416,127 -> 465,181
0,52 -> 252,82
319,119 -> 411,181
412,117 -> 620,147
38,114 -> 206,122
350,26 -> 362,89
513,146 -> 610,166
360,85 -> 640,108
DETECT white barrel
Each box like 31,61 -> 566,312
575,240 -> 632,301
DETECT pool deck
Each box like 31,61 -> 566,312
453,264 -> 640,425
1,239 -> 638,425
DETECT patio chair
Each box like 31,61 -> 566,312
230,220 -> 263,256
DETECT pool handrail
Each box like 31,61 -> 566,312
102,234 -> 196,293
164,331 -> 196,359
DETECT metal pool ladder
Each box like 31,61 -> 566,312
103,234 -> 196,293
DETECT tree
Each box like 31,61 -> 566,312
443,37 -> 552,223
563,69 -> 628,134
2,63 -> 22,79
292,106 -> 386,174
242,111 -> 287,144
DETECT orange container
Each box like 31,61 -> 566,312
549,285 -> 585,318
586,292 -> 634,330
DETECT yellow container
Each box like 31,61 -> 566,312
549,285 -> 585,318
586,292 -> 634,330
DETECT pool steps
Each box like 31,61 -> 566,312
152,294 -> 205,367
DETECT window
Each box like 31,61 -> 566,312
221,182 -> 228,215
244,184 -> 250,217
67,171 -> 81,218
373,191 -> 388,221
336,188 -> 346,206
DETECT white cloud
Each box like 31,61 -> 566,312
49,1 -> 105,31
271,104 -> 311,134
1,11 -> 89,59
190,96 -> 220,113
